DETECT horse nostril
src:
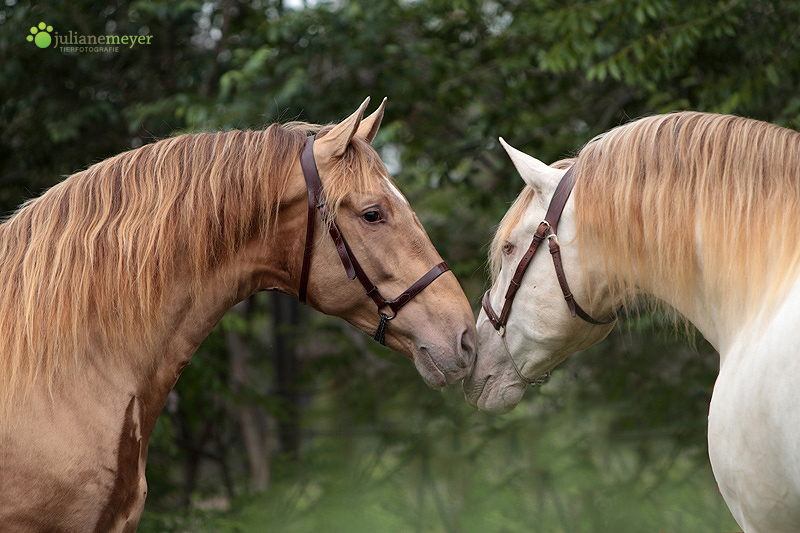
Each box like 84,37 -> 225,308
459,327 -> 476,369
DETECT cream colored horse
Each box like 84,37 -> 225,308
466,112 -> 800,532
0,98 -> 476,531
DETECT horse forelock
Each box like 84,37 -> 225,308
315,125 -> 391,220
0,120 -> 389,420
489,159 -> 575,284
573,111 -> 800,328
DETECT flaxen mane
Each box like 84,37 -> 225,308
0,122 -> 388,419
492,112 -> 800,330
574,112 -> 800,326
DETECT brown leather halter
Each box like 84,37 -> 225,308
297,135 -> 450,345
481,166 -> 615,382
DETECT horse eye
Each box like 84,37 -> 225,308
502,242 -> 514,255
362,210 -> 382,223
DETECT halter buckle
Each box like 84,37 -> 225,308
546,232 -> 561,246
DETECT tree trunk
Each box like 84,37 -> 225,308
227,297 -> 272,492
272,292 -> 301,460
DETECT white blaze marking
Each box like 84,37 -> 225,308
383,175 -> 409,205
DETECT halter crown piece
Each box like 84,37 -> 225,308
297,136 -> 450,345
481,165 -> 616,385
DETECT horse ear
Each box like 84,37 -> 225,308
315,97 -> 371,160
499,137 -> 563,194
356,97 -> 387,144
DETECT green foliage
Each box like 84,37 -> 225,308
5,0 -> 800,530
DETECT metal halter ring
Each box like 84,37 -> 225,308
546,232 -> 561,246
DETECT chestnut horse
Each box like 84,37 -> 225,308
0,98 -> 476,531
467,112 -> 800,532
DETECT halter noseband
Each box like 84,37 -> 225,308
297,135 -> 450,345
481,166 -> 616,384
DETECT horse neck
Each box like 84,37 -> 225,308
0,172 -> 310,531
130,172 -> 309,436
633,240 -> 729,353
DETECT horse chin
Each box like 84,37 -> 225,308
463,373 -> 526,414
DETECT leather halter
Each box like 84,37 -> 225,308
297,135 -> 450,345
482,165 -> 615,348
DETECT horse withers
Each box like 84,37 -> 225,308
466,112 -> 800,532
0,98 -> 476,531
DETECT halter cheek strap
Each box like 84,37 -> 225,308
297,136 -> 450,344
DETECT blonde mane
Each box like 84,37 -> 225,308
493,112 -> 800,330
0,122 -> 388,418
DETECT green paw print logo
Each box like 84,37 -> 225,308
27,22 -> 53,48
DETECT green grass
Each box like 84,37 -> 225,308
140,383 -> 740,533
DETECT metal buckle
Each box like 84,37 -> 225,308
546,232 -> 561,246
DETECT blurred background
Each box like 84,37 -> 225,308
3,0 -> 799,531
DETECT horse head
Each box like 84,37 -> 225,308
298,99 -> 476,388
464,139 -> 615,413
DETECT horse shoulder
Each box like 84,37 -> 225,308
709,277 -> 800,532
0,373 -> 148,531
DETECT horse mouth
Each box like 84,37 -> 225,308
463,372 -> 487,408
463,371 -> 526,414
414,347 -> 468,389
